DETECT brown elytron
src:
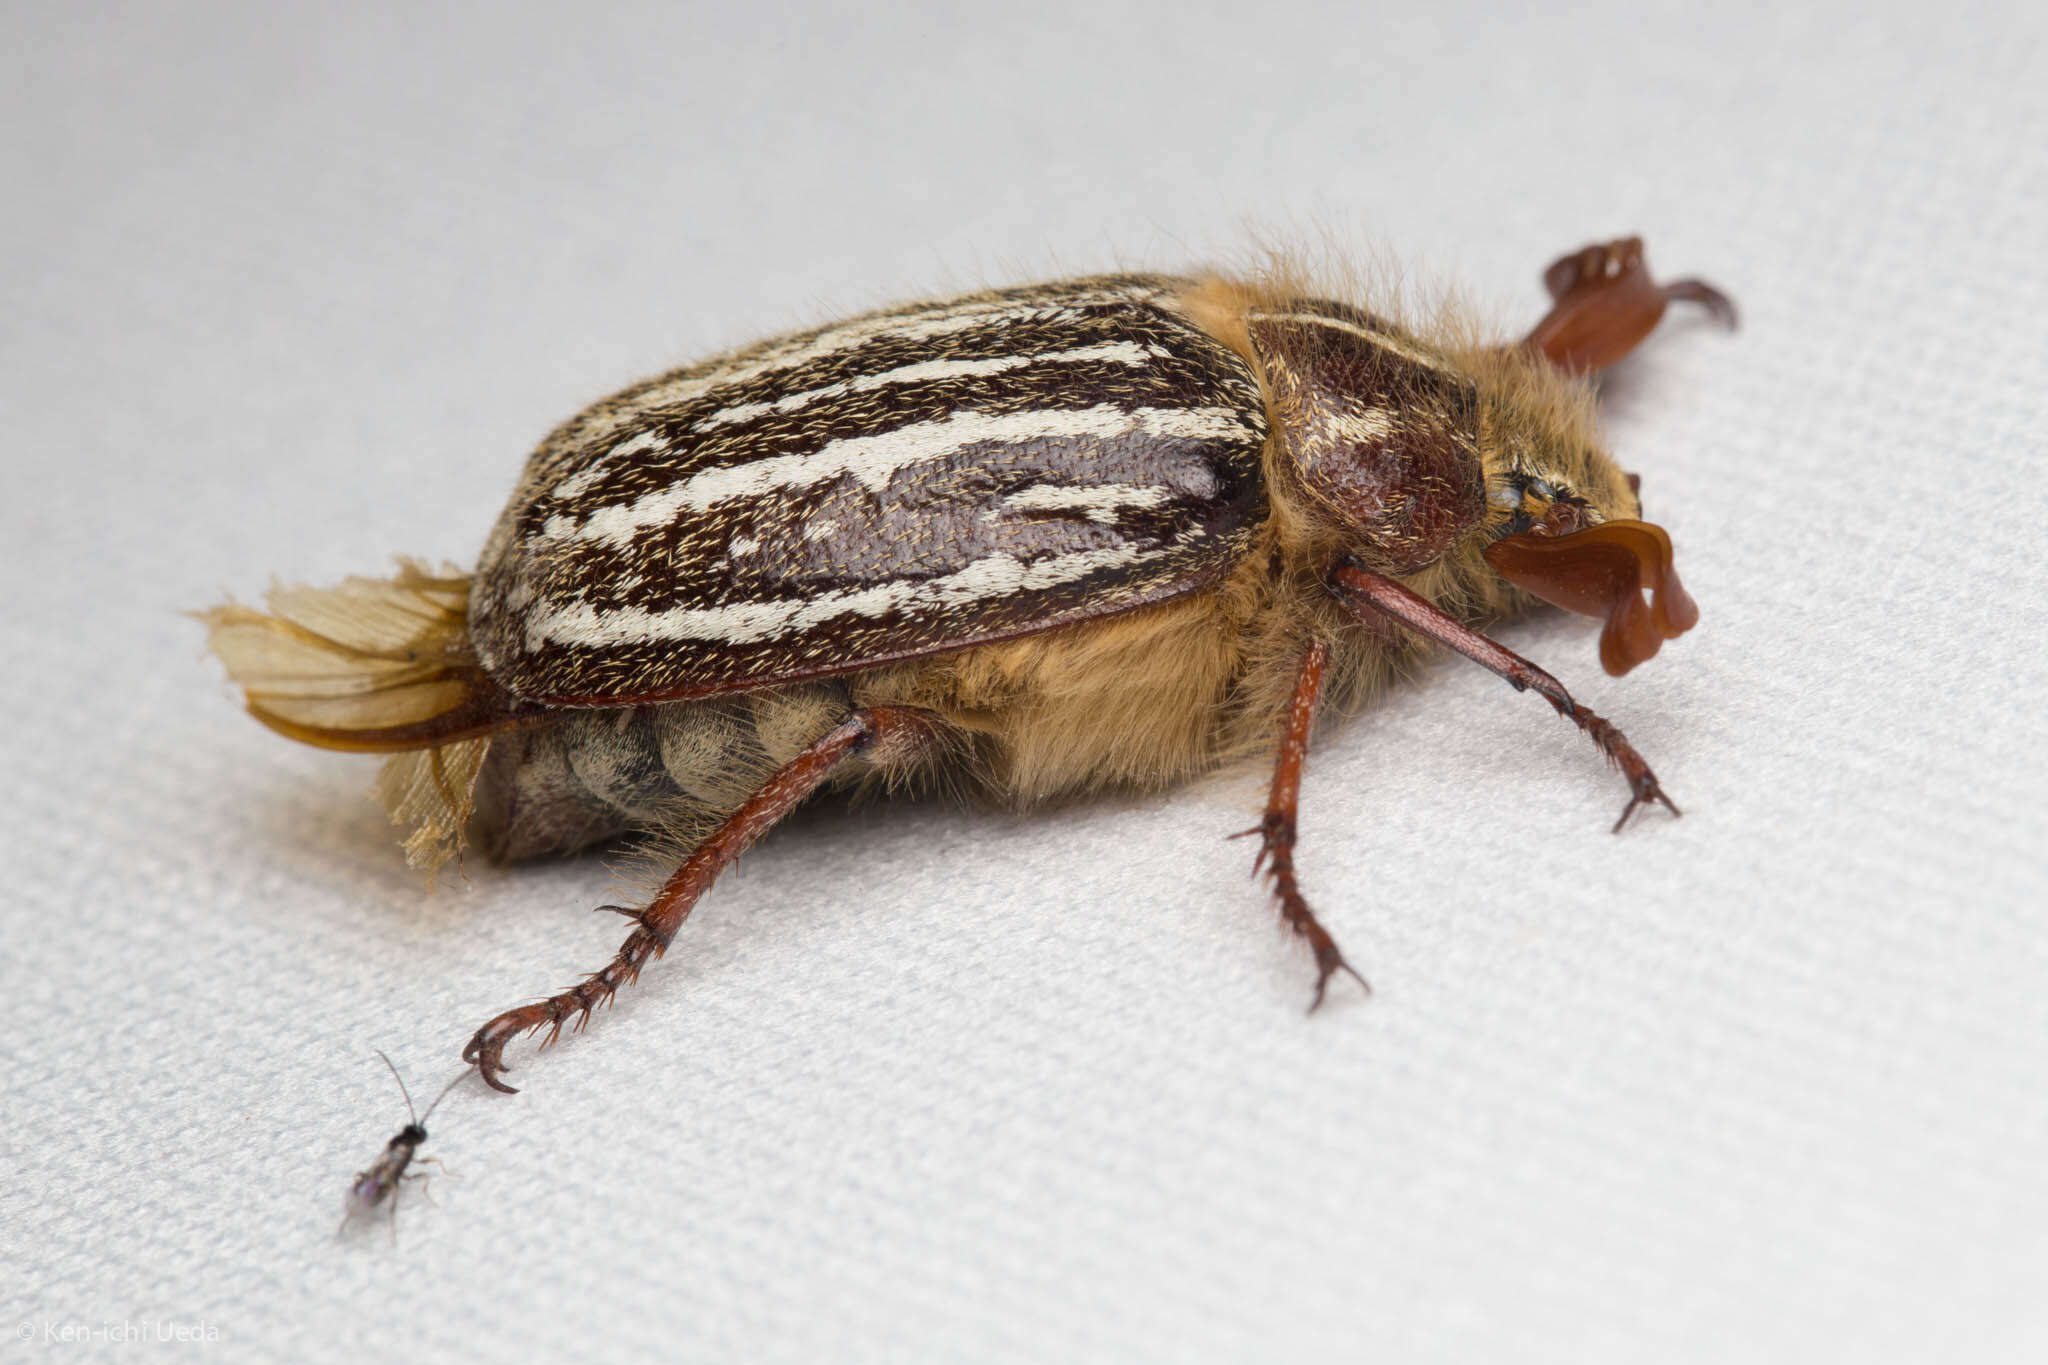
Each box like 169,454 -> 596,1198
201,236 -> 1734,1094
466,278 -> 1270,706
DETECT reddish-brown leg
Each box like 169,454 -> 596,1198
1329,562 -> 1678,834
1523,236 -> 1738,375
463,704 -> 931,1093
1237,638 -> 1370,1010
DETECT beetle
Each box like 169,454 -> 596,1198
203,235 -> 1733,1094
339,1052 -> 466,1238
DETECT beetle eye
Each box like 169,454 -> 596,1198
1482,519 -> 1697,676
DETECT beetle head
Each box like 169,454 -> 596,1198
1479,425 -> 1696,677
1243,295 -> 1696,677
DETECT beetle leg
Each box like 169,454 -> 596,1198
462,704 -> 935,1093
1236,638 -> 1370,1010
1329,562 -> 1679,833
1523,236 -> 1737,375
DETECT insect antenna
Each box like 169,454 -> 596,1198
373,1049 -> 472,1131
416,1068 -> 471,1127
374,1048 -> 419,1127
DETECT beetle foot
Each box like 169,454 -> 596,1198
1612,770 -> 1682,834
1568,706 -> 1682,834
1306,935 -> 1371,1013
462,924 -> 667,1093
1246,812 -> 1372,1008
462,1008 -> 544,1094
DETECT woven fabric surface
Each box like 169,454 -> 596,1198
4,3 -> 2044,1360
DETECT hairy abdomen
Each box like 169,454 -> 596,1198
470,683 -> 853,861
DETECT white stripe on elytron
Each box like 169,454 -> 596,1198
1249,310 -> 1456,375
1002,482 -> 1174,524
549,430 -> 661,500
691,341 -> 1156,433
561,404 -> 1259,549
612,285 -> 1159,424
523,543 -> 1155,652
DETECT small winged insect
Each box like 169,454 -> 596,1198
339,1051 -> 466,1238
207,234 -> 1734,1095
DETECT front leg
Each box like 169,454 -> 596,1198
1239,637 -> 1370,1011
1524,236 -> 1737,375
1330,562 -> 1679,833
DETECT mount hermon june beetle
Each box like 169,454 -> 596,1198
203,236 -> 1732,1093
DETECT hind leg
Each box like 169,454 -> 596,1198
463,705 -> 937,1093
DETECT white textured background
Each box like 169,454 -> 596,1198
5,2 -> 2045,1361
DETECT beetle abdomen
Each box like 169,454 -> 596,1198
469,276 -> 1271,707
469,682 -> 855,861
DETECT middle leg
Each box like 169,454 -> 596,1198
1239,637 -> 1370,1011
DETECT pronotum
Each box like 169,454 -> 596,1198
204,235 -> 1733,1093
